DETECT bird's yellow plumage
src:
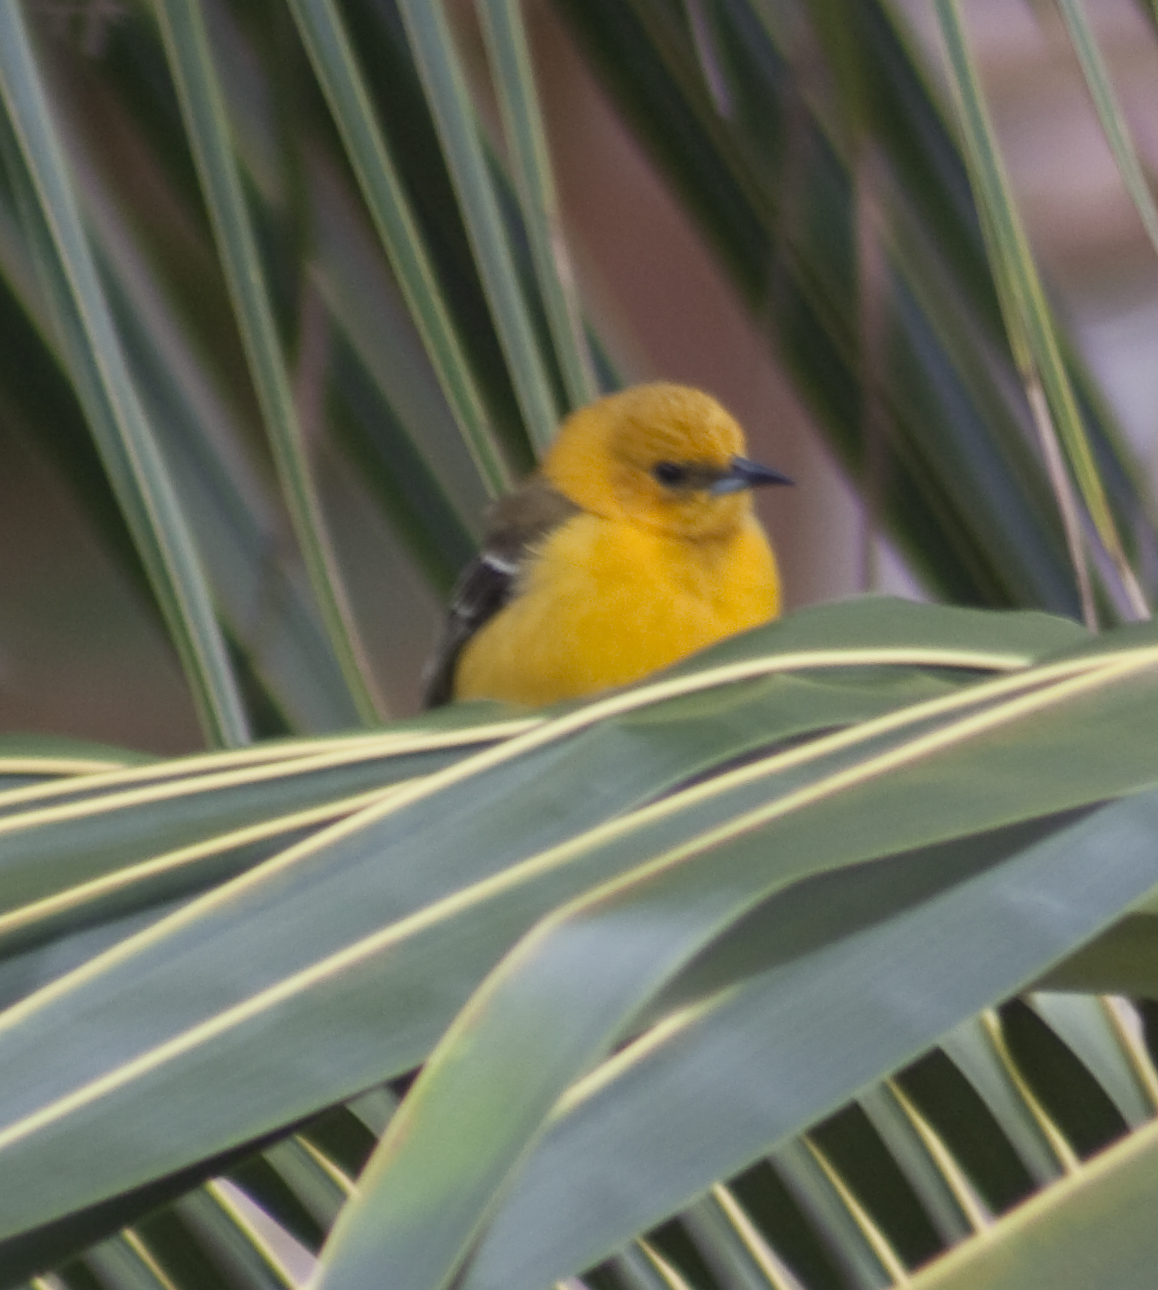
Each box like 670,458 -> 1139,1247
424,383 -> 789,708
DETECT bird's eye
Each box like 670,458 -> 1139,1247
652,461 -> 689,487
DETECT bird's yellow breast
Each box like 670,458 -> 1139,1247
453,510 -> 779,706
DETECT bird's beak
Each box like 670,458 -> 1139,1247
710,456 -> 794,495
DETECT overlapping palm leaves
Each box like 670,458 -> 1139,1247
1,0 -> 1158,1288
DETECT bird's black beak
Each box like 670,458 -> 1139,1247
710,456 -> 794,495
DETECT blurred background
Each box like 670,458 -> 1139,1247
2,0 -> 1157,751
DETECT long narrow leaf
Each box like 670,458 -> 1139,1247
857,1083 -> 981,1245
1056,0 -> 1158,262
907,1109 -> 1158,1289
152,0 -> 382,723
1026,993 -> 1157,1129
680,1188 -> 810,1290
396,0 -> 561,452
1034,914 -> 1158,997
933,0 -> 1148,620
938,1017 -> 1067,1188
284,0 -> 511,495
772,1138 -> 902,1290
80,156 -> 362,733
313,647 -> 1158,1290
451,792 -> 1158,1290
0,603 -> 1125,1247
477,0 -> 596,411
0,5 -> 248,747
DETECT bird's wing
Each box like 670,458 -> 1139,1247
422,476 -> 580,708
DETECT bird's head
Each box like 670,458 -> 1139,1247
543,383 -> 791,539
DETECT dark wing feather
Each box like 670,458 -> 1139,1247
421,554 -> 518,708
422,476 -> 580,708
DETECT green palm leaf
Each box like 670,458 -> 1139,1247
2,1 -> 1158,1287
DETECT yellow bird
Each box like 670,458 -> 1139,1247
423,382 -> 791,708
